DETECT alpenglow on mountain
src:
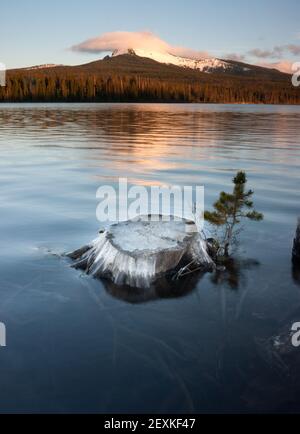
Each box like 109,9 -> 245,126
111,48 -> 251,74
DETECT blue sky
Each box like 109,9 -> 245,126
1,0 -> 299,70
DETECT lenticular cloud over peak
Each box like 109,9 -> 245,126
71,31 -> 210,60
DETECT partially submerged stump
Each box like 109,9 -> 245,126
68,215 -> 214,289
292,218 -> 300,265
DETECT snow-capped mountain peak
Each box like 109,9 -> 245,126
111,48 -> 238,73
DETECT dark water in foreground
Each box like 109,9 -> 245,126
0,103 -> 300,414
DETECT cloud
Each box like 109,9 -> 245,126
257,60 -> 294,74
248,45 -> 300,59
287,44 -> 300,55
71,31 -> 210,59
248,47 -> 284,59
225,53 -> 246,62
248,48 -> 274,58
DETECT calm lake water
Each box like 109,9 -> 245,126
0,103 -> 300,413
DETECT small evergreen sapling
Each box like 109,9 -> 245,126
204,171 -> 263,257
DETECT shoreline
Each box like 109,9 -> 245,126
1,101 -> 300,106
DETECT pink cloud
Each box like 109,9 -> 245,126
257,60 -> 294,74
72,31 -> 210,59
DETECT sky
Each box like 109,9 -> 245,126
1,0 -> 300,72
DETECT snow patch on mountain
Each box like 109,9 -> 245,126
24,64 -> 62,71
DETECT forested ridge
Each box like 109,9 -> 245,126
1,54 -> 299,104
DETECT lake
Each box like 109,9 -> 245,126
0,103 -> 300,413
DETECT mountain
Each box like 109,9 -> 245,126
73,51 -> 288,81
1,51 -> 299,104
11,48 -> 288,79
111,48 -> 253,75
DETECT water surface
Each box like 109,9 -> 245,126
0,103 -> 300,413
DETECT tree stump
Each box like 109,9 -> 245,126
68,215 -> 214,288
293,218 -> 300,265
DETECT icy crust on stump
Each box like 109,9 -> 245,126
69,216 -> 214,289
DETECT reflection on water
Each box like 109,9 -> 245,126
211,258 -> 260,290
0,103 -> 300,413
292,264 -> 300,286
102,272 -> 204,304
101,259 -> 259,302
